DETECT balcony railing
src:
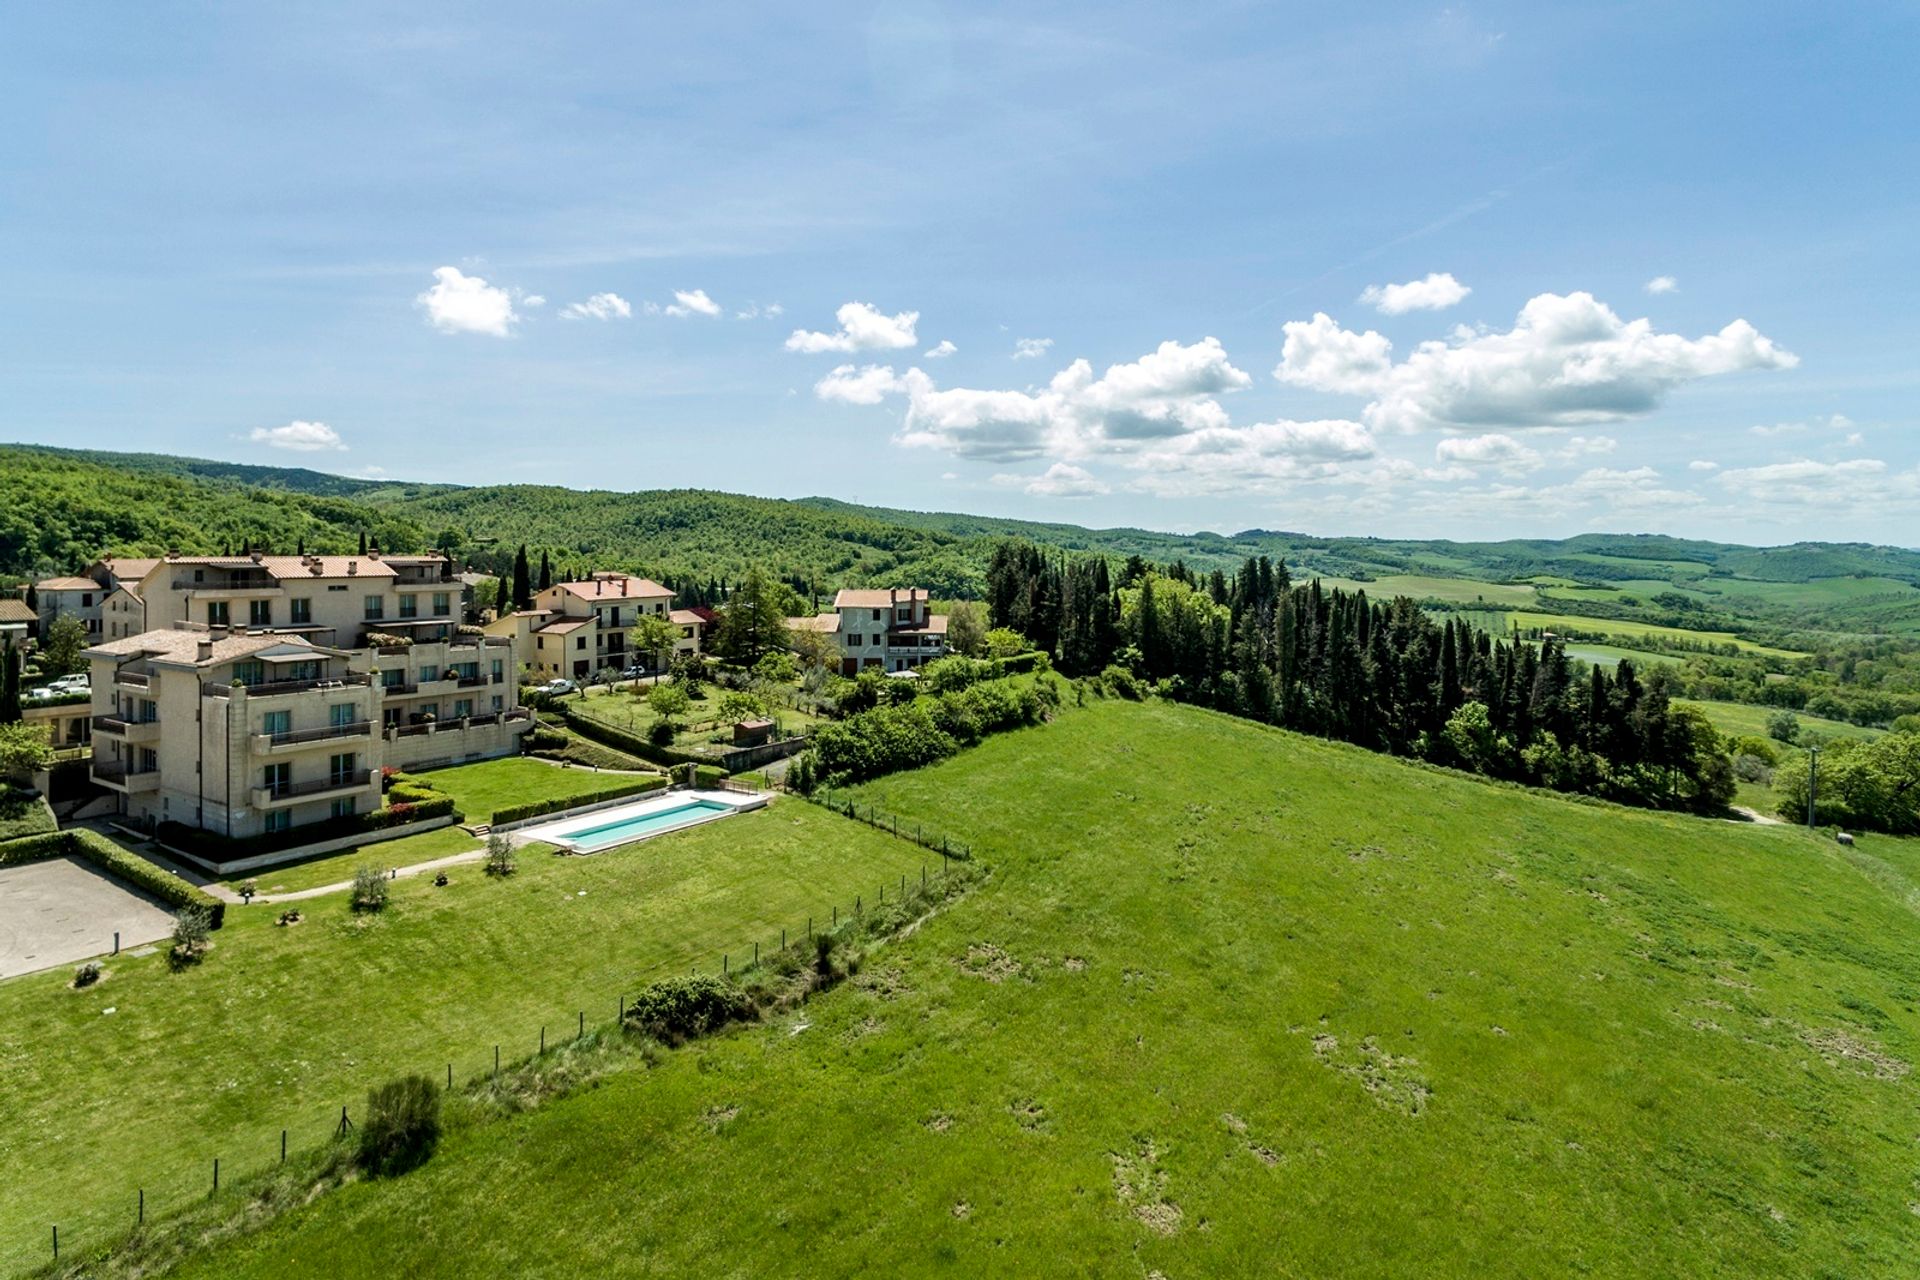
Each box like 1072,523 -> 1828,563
93,760 -> 161,792
252,771 -> 372,806
113,669 -> 152,689
91,714 -> 161,736
204,672 -> 372,699
253,720 -> 374,749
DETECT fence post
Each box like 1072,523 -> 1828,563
281,1129 -> 287,1163
139,1188 -> 144,1224
723,953 -> 729,975
579,1010 -> 585,1039
833,906 -> 837,927
754,941 -> 759,965
540,1025 -> 546,1054
494,1045 -> 500,1077
808,915 -> 812,939
115,930 -> 121,954
782,928 -> 787,950
213,1157 -> 219,1193
856,895 -> 862,916
51,1226 -> 56,1261
448,1061 -> 453,1089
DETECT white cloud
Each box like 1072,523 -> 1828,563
814,363 -> 906,406
646,288 -> 721,318
734,301 -> 784,320
1282,292 -> 1796,434
1018,463 -> 1109,497
561,292 -> 633,321
1127,418 -> 1377,496
1013,337 -> 1054,360
1359,272 -> 1472,315
923,340 -> 957,359
250,421 -> 347,452
1688,459 -> 1720,472
1645,276 -> 1678,295
416,266 -> 518,337
1435,432 -> 1541,475
1275,312 -> 1394,395
785,301 -> 919,353
523,295 -> 546,308
1558,434 -> 1618,460
1717,458 -> 1920,508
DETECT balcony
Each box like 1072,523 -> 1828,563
250,771 -> 373,809
204,672 -> 372,700
251,720 -> 374,754
112,668 -> 153,690
91,714 -> 163,744
93,760 -> 162,793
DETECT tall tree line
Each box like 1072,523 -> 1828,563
986,540 -> 1733,814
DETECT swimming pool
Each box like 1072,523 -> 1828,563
515,789 -> 767,853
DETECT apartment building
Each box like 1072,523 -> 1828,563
85,630 -> 384,840
32,557 -> 159,638
789,588 -> 948,675
486,572 -> 703,681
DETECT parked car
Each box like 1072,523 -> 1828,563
49,674 -> 89,691
541,678 -> 578,696
620,665 -> 649,680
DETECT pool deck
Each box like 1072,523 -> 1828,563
514,789 -> 769,854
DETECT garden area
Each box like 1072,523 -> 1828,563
566,661 -> 827,761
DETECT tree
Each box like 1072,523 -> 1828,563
511,545 -> 532,612
1,639 -> 20,724
494,574 -> 513,618
41,615 -> 87,676
648,682 -> 691,725
358,530 -> 369,555
629,615 -> 681,672
715,567 -> 788,664
537,550 -> 552,593
0,721 -> 53,777
1766,710 -> 1800,745
982,627 -> 1029,659
946,601 -> 988,657
24,583 -> 38,614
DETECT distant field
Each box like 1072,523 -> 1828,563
1563,643 -> 1681,669
1501,610 -> 1805,658
0,801 -> 923,1277
167,701 -> 1920,1279
1319,573 -> 1537,608
1680,699 -> 1885,743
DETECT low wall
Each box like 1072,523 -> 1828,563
720,735 -> 808,773
494,789 -> 667,834
154,815 -> 459,876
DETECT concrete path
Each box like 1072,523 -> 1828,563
238,847 -> 492,905
0,857 -> 177,979
1731,805 -> 1786,826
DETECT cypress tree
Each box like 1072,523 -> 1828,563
511,545 -> 532,611
358,530 -> 368,555
1,639 -> 21,724
538,551 -> 552,593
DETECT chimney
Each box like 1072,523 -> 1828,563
348,562 -> 358,576
196,638 -> 213,663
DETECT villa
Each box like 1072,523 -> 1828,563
789,587 -> 948,675
486,571 -> 703,681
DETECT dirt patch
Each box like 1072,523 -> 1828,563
858,966 -> 913,1001
1311,1033 -> 1433,1116
1221,1112 -> 1248,1134
1248,1144 -> 1281,1167
1061,955 -> 1087,972
952,1200 -> 970,1219
957,943 -> 1023,983
701,1104 -> 740,1132
1008,1097 -> 1050,1134
924,1112 -> 952,1134
1110,1137 -> 1181,1235
1802,1027 -> 1910,1081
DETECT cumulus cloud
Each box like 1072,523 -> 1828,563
1688,459 -> 1720,471
561,292 -> 633,321
1017,463 -> 1110,497
1013,337 -> 1054,360
734,301 -> 784,320
1645,276 -> 1678,295
1716,458 -> 1920,507
417,266 -> 518,337
1434,432 -> 1541,475
1359,272 -> 1472,315
646,289 -> 721,318
1281,292 -> 1796,434
923,340 -> 957,359
1128,418 -> 1377,496
785,302 -> 919,353
814,363 -> 906,406
250,421 -> 346,452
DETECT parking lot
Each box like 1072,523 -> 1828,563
0,856 -> 177,979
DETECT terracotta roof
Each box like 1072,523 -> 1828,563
36,576 -> 101,591
834,588 -> 930,609
902,614 -> 950,635
786,614 -> 840,633
537,618 -> 591,635
100,557 -> 162,582
141,555 -> 400,580
669,609 -> 705,625
0,599 -> 35,623
547,575 -> 672,602
86,628 -> 333,668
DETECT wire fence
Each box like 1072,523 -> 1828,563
22,797 -> 971,1270
809,787 -> 974,861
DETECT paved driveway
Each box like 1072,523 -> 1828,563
0,857 -> 178,980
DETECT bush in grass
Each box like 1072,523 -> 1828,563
357,1074 -> 442,1177
1732,753 -> 1773,784
1767,710 -> 1800,744
73,961 -> 101,988
484,833 -> 516,877
814,931 -> 837,976
786,751 -> 818,795
169,905 -> 212,968
1100,665 -> 1144,700
623,974 -> 751,1044
647,719 -> 675,746
350,865 -> 389,913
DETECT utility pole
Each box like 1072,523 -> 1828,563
1806,745 -> 1819,831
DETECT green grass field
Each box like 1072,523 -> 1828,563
1501,610 -> 1805,658
220,826 -> 485,896
572,682 -> 824,753
1562,642 -> 1681,669
1680,699 -> 1885,744
0,801 -> 925,1276
157,700 -> 1920,1278
1319,574 -> 1538,608
404,755 -> 651,822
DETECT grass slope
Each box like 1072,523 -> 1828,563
165,700 -> 1920,1278
0,802 -> 922,1276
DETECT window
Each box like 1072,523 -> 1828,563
847,634 -> 862,648
399,595 -> 418,619
329,703 -> 355,727
328,752 -> 356,785
194,570 -> 205,583
383,707 -> 402,728
82,593 -> 93,607
330,796 -> 356,820
871,608 -> 881,621
871,634 -> 882,647
381,668 -> 406,689
491,659 -> 504,683
290,598 -> 312,625
576,636 -> 586,650
453,699 -> 473,718
492,694 -> 504,711
249,599 -> 272,627
206,601 -> 230,626
262,710 -> 291,737
262,762 -> 290,797
364,596 -> 385,620
264,810 -> 291,835
234,660 -> 265,686
433,592 -> 450,615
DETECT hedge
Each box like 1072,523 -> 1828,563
693,764 -> 728,789
0,790 -> 57,842
560,704 -> 709,768
157,795 -> 459,863
492,776 -> 667,826
0,829 -> 226,928
810,678 -> 1058,785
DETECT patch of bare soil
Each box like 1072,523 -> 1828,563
1008,1097 -> 1050,1133
957,943 -> 1023,983
1310,1033 -> 1433,1116
701,1104 -> 740,1132
1802,1026 -> 1910,1081
1110,1138 -> 1182,1235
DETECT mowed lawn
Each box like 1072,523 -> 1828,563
170,700 -> 1920,1279
1681,698 -> 1884,743
410,755 -> 661,821
0,801 -> 923,1276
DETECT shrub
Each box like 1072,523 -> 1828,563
351,865 -> 389,913
694,764 -> 727,789
170,905 -> 212,967
786,751 -> 818,795
814,931 -> 837,976
526,726 -> 569,752
489,776 -> 666,825
647,719 -> 676,746
73,961 -> 101,988
1732,753 -> 1773,784
357,1074 -> 442,1177
277,908 -> 303,926
623,974 -> 751,1044
239,878 -> 258,904
484,833 -> 516,877
1767,710 -> 1801,744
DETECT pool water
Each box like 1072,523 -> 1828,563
563,800 -> 734,851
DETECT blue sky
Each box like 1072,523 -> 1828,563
3,3 -> 1916,545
